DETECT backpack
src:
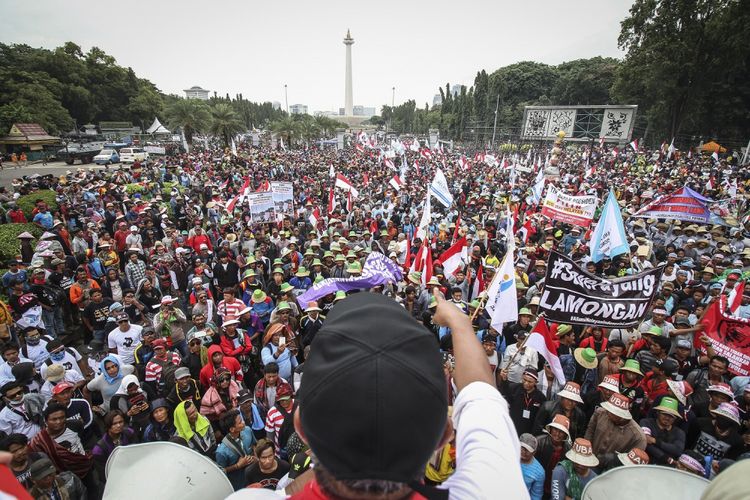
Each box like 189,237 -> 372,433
151,356 -> 179,395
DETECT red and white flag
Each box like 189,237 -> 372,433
420,148 -> 433,160
525,319 -> 566,384
389,175 -> 403,191
437,236 -> 468,277
470,264 -> 485,300
327,187 -> 337,214
629,139 -> 639,152
452,215 -> 461,243
706,177 -> 714,190
363,173 -> 370,187
309,207 -> 321,227
227,176 -> 251,212
410,241 -> 433,286
335,173 -> 359,197
355,142 -> 365,153
474,152 -> 485,163
346,191 -> 353,212
384,158 -> 396,170
518,218 -> 535,244
728,280 -> 746,314
458,155 -> 469,170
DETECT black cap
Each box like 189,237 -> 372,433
299,293 -> 447,483
656,358 -> 679,377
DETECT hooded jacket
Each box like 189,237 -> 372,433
199,344 -> 242,390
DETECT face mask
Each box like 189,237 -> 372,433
50,351 -> 65,362
8,395 -> 25,406
26,337 -> 40,346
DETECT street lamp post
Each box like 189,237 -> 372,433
284,84 -> 289,114
491,94 -> 500,149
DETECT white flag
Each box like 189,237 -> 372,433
429,168 -> 453,208
329,164 -> 335,178
485,250 -> 518,329
416,192 -> 431,240
410,140 -> 420,152
181,130 -> 190,154
231,138 -> 237,156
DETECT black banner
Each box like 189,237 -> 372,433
539,251 -> 664,328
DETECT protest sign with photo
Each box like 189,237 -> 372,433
699,297 -> 750,376
247,192 -> 275,223
540,185 -> 597,227
539,251 -> 664,328
270,181 -> 294,215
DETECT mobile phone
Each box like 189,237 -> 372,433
279,337 -> 286,347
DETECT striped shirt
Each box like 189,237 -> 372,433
144,352 -> 182,383
265,401 -> 294,451
217,299 -> 244,320
521,458 -> 545,500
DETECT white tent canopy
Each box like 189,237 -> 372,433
146,118 -> 171,135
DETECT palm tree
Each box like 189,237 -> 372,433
209,103 -> 244,146
314,115 -> 339,137
297,117 -> 321,144
165,99 -> 210,144
270,116 -> 301,146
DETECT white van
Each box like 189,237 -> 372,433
119,147 -> 149,164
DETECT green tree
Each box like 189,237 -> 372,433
209,103 -> 244,146
270,116 -> 301,146
128,86 -> 164,131
165,98 -> 210,144
613,0 -> 749,142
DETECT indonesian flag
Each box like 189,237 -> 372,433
309,207 -> 321,227
410,140 -> 420,152
327,187 -> 337,214
420,148 -> 433,160
728,280 -> 745,315
470,264 -> 485,300
437,236 -> 468,277
525,319 -> 566,384
384,158 -> 396,170
355,142 -> 365,153
335,173 -> 359,197
363,173 -> 370,187
474,152 -> 485,163
227,176 -> 251,212
706,177 -> 714,190
629,139 -> 639,152
256,180 -> 270,192
500,157 -> 510,170
410,241 -> 433,286
403,236 -> 412,270
518,218 -> 535,244
458,155 -> 469,170
346,191 -> 353,212
452,215 -> 461,243
389,175 -> 403,191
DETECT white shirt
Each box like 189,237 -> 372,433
40,348 -> 83,379
107,324 -> 144,364
0,405 -> 40,439
0,355 -> 32,386
501,344 -> 538,384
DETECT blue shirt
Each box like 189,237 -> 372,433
216,427 -> 256,490
33,211 -> 54,229
521,458 -> 545,500
261,343 -> 298,381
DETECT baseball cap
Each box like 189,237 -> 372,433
237,388 -> 253,405
676,339 -> 692,349
174,367 -> 191,380
519,433 -> 538,453
52,381 -> 75,395
298,293 -> 447,484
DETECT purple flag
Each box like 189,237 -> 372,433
297,252 -> 403,304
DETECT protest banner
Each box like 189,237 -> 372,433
699,296 -> 750,376
540,185 -> 597,227
539,251 -> 664,328
297,252 -> 403,303
270,181 -> 294,215
631,185 -> 711,223
246,192 -> 275,223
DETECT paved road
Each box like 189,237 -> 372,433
0,161 -> 105,187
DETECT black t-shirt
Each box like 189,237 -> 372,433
83,299 -> 114,330
244,460 -> 290,490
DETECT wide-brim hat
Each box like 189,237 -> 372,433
557,382 -> 583,404
566,438 -> 599,467
617,448 -> 649,466
573,347 -> 598,369
653,397 -> 682,419
601,394 -> 633,420
710,402 -> 741,425
251,290 -> 267,303
620,359 -> 644,377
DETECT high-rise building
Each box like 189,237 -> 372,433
290,104 -> 308,115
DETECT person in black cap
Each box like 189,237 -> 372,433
229,290 -> 527,499
501,367 -> 547,436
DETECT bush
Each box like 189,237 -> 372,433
16,190 -> 59,221
0,223 -> 43,263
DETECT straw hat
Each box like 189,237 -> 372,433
573,347 -> 598,369
601,392 -> 633,420
565,438 -> 599,467
555,324 -> 573,337
557,382 -> 583,404
620,359 -> 644,377
653,396 -> 682,419
666,379 -> 692,406
45,363 -> 66,383
617,448 -> 650,466
251,289 -> 267,303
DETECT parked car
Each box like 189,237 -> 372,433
94,149 -> 119,165
119,147 -> 148,164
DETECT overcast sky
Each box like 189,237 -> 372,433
1,0 -> 633,114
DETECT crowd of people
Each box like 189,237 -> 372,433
0,136 -> 749,499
